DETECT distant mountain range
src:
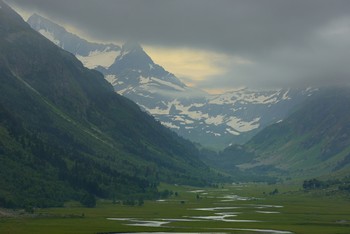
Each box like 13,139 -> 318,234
26,12 -> 350,181
27,14 -> 316,149
203,88 -> 350,179
2,2 -> 349,210
0,1 -> 214,208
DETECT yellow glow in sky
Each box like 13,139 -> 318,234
144,46 -> 227,83
144,46 -> 253,94
11,4 -> 252,95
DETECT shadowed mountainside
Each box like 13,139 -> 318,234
0,1 -> 216,208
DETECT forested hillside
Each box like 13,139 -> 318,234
0,1 -> 216,209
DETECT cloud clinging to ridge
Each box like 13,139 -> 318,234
7,0 -> 350,90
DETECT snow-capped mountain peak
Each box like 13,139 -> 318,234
27,14 -> 121,69
106,41 -> 187,96
121,41 -> 143,54
28,14 -> 317,149
109,41 -> 154,72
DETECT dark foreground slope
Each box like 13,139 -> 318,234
0,1 -> 213,208
204,88 -> 350,180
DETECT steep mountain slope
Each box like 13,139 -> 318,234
27,13 -> 121,69
100,41 -> 205,111
0,1 -> 211,208
97,40 -> 317,149
211,88 -> 350,179
28,14 -> 316,149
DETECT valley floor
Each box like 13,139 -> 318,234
0,183 -> 350,234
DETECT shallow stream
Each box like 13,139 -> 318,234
107,187 -> 293,234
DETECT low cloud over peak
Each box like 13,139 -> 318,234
7,0 -> 350,90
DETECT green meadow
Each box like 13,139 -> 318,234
1,183 -> 350,234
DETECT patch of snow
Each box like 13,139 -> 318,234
184,119 -> 194,124
141,81 -> 161,89
38,29 -> 60,45
173,116 -> 194,124
226,128 -> 240,136
190,103 -> 206,108
282,90 -> 291,100
116,49 -> 130,61
174,105 -> 208,121
160,100 -> 209,121
205,131 -> 221,137
161,122 -> 180,129
139,76 -> 151,84
187,110 -> 209,120
138,84 -> 157,94
76,49 -> 119,69
117,86 -> 134,95
137,92 -> 153,98
304,87 -> 318,96
209,89 -> 283,105
140,105 -> 169,115
205,115 -> 225,126
151,77 -> 185,91
105,74 -> 118,85
226,117 -> 260,132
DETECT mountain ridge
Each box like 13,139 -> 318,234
27,13 -> 317,149
0,1 -> 214,208
27,13 -> 121,69
207,88 -> 350,179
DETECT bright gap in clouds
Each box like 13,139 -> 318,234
144,46 -> 252,94
11,2 -> 255,94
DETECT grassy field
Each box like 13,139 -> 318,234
1,182 -> 350,234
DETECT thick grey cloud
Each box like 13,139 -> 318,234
6,0 -> 350,89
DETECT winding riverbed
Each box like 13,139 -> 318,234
106,186 -> 293,234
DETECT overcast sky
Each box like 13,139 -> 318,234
6,0 -> 350,92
